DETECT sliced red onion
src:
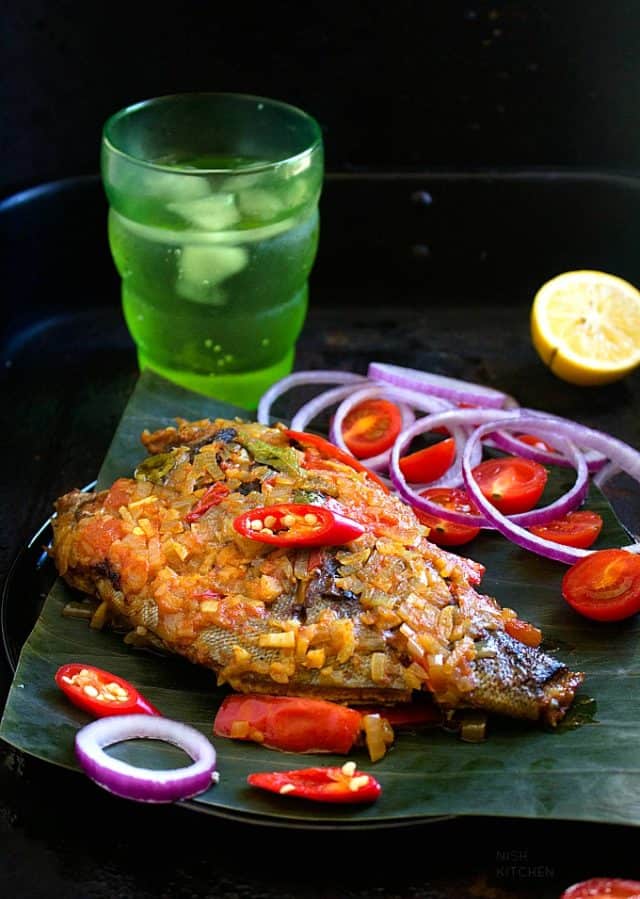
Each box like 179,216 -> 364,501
390,409 -> 590,530
490,424 -> 607,473
390,409 -> 517,525
257,370 -> 366,425
75,714 -> 218,803
462,416 -> 640,562
289,384 -> 365,433
368,361 -> 512,410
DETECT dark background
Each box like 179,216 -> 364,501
3,0 -> 640,196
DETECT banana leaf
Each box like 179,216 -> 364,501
2,369 -> 639,828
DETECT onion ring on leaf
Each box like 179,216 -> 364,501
257,370 -> 366,425
327,385 -> 444,471
75,714 -> 218,804
462,417 -> 640,562
289,384 -> 368,434
367,361 -> 513,409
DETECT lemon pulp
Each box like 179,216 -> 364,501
531,270 -> 640,386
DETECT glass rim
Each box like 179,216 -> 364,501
102,91 -> 323,175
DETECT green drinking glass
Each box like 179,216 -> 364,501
101,92 -> 323,408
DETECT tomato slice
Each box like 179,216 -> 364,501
213,693 -> 363,754
341,399 -> 403,459
413,487 -> 481,546
561,549 -> 640,622
529,510 -> 603,549
470,455 -> 548,515
517,433 -> 558,453
399,437 -> 456,483
561,878 -> 640,898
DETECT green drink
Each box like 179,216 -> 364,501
101,95 -> 323,408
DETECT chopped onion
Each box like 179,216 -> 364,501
75,714 -> 218,803
257,371 -> 366,425
368,361 -> 513,409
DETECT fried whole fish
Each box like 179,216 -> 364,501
51,418 -> 583,725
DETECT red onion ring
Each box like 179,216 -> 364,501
327,385 -> 443,471
390,410 -> 590,529
462,417 -> 640,562
289,384 -> 367,433
75,714 -> 218,803
489,421 -> 607,473
257,371 -> 366,425
368,361 -> 513,409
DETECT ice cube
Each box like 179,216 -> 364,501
168,193 -> 240,230
107,156 -> 211,203
237,188 -> 284,221
176,245 -> 249,303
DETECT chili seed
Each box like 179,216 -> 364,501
263,515 -> 277,528
282,514 -> 296,528
250,519 -> 263,531
279,783 -> 296,795
303,513 -> 318,525
83,684 -> 99,698
349,775 -> 370,791
341,761 -> 356,777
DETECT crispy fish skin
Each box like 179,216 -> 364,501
51,418 -> 583,723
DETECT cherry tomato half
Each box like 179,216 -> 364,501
470,455 -> 548,515
517,433 -> 558,453
561,878 -> 640,898
342,399 -> 403,458
529,510 -> 603,549
399,437 -> 456,483
413,487 -> 481,546
561,549 -> 640,622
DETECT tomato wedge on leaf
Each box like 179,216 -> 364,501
413,487 -> 481,546
562,549 -> 640,622
470,455 -> 548,515
399,437 -> 456,483
561,878 -> 640,898
529,510 -> 603,549
213,693 -> 363,754
341,398 -> 402,458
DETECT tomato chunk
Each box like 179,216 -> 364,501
213,693 -> 363,754
529,510 -> 603,549
399,437 -> 456,483
561,549 -> 640,622
413,487 -> 481,546
342,398 -> 403,459
561,878 -> 640,898
470,455 -> 548,515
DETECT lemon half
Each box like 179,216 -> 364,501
531,270 -> 640,386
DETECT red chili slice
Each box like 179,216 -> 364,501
247,764 -> 382,804
285,430 -> 390,492
233,503 -> 365,547
185,482 -> 230,523
55,663 -> 160,718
